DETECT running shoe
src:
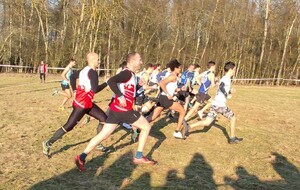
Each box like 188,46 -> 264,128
52,89 -> 59,96
197,110 -> 203,119
131,130 -> 139,143
58,106 -> 65,111
95,144 -> 111,153
167,111 -> 175,118
173,131 -> 184,139
42,141 -> 51,156
228,137 -> 243,144
74,155 -> 86,172
84,116 -> 91,124
133,156 -> 157,165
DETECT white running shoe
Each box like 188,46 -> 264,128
197,110 -> 203,119
52,89 -> 59,96
173,131 -> 183,139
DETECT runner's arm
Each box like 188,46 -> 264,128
70,70 -> 80,91
159,74 -> 176,97
107,70 -> 132,97
89,70 -> 107,93
209,73 -> 216,88
219,82 -> 228,97
61,63 -> 72,82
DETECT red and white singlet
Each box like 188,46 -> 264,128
73,66 -> 95,109
110,68 -> 136,112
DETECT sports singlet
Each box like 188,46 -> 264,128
161,73 -> 177,96
61,69 -> 73,86
73,66 -> 95,109
198,71 -> 212,94
110,68 -> 136,112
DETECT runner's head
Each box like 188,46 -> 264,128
224,61 -> 236,76
126,52 -> 143,72
87,52 -> 99,69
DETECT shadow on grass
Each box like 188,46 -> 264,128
188,120 -> 230,141
29,151 -> 299,189
159,153 -> 217,190
146,113 -> 178,159
29,151 -> 137,190
50,139 -> 91,157
122,152 -> 217,189
224,152 -> 300,189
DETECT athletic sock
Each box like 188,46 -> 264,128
80,153 -> 87,162
135,151 -> 143,159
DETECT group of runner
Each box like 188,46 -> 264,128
42,52 -> 243,172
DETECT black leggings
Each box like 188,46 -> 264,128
63,103 -> 107,132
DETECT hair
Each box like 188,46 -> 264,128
168,59 -> 181,71
194,64 -> 200,69
152,63 -> 160,70
126,52 -> 138,63
207,61 -> 215,69
146,63 -> 153,69
224,61 -> 235,72
119,61 -> 127,69
70,58 -> 76,62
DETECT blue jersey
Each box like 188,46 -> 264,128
156,70 -> 169,83
61,69 -> 73,85
198,71 -> 212,94
178,70 -> 194,88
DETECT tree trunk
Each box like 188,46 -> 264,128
169,28 -> 179,60
260,39 -> 273,85
258,0 -> 270,77
199,0 -> 219,63
106,19 -> 112,76
33,1 -> 49,62
73,1 -> 86,56
277,15 -> 297,85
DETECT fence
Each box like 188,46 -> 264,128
0,64 -> 116,76
0,64 -> 299,85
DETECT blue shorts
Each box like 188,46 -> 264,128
61,83 -> 70,90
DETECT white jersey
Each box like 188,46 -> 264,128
149,70 -> 158,83
161,73 -> 177,96
212,75 -> 231,107
78,66 -> 92,92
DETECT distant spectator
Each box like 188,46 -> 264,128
39,61 -> 48,83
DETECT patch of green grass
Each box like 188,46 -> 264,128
0,74 -> 299,189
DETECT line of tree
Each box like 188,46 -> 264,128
0,0 -> 299,85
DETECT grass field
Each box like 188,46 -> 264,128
0,73 -> 299,190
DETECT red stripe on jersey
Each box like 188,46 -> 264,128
110,69 -> 136,112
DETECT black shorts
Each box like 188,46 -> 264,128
157,95 -> 173,109
61,83 -> 70,90
148,81 -> 157,86
40,73 -> 45,80
177,90 -> 190,101
135,96 -> 149,106
196,92 -> 211,104
106,109 -> 141,124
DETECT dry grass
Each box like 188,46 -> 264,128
0,73 -> 299,190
